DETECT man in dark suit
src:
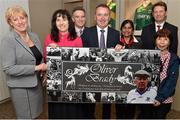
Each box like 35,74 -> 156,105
81,4 -> 121,119
72,7 -> 87,37
141,1 -> 178,54
81,4 -> 120,48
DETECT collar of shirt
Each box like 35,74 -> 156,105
133,36 -> 138,43
161,51 -> 170,61
155,22 -> 165,32
120,37 -> 134,47
75,26 -> 84,36
136,87 -> 149,95
96,26 -> 108,48
120,36 -> 138,48
120,36 -> 138,43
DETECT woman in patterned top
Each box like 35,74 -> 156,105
153,29 -> 180,118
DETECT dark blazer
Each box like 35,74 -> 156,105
156,52 -> 180,103
79,26 -> 88,37
81,26 -> 120,119
81,26 -> 120,48
141,22 -> 178,54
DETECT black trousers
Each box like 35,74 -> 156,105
137,104 -> 154,119
82,103 -> 96,119
102,104 -> 111,119
48,102 -> 85,119
153,103 -> 172,119
117,104 -> 154,119
102,104 -> 136,119
116,104 -> 136,119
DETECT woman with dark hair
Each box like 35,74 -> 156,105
43,9 -> 83,119
43,9 -> 82,61
115,20 -> 143,119
153,29 -> 180,119
120,19 -> 142,49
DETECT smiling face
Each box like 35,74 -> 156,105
95,6 -> 110,29
156,36 -> 170,52
121,22 -> 133,38
72,10 -> 86,28
56,16 -> 69,33
9,13 -> 28,33
5,6 -> 28,33
152,6 -> 167,24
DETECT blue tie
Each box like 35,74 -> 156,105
100,30 -> 105,48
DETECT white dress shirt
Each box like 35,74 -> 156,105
96,26 -> 108,48
75,26 -> 84,37
155,22 -> 165,32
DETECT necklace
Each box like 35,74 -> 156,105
21,33 -> 29,42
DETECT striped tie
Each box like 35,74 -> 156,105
100,30 -> 105,48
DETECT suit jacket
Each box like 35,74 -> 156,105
79,26 -> 88,37
141,22 -> 178,54
81,26 -> 120,118
156,52 -> 180,103
0,30 -> 42,88
81,26 -> 120,48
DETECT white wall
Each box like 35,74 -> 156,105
165,0 -> 180,111
0,0 -> 29,102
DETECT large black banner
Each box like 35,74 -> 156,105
46,47 -> 160,104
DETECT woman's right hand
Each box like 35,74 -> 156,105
35,63 -> 47,71
114,44 -> 125,52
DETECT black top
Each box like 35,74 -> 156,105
30,45 -> 42,65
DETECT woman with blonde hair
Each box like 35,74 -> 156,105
0,6 -> 47,119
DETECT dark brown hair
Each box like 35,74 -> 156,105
72,6 -> 85,15
152,1 -> 167,12
95,4 -> 110,13
51,9 -> 76,42
154,29 -> 172,46
120,19 -> 134,40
